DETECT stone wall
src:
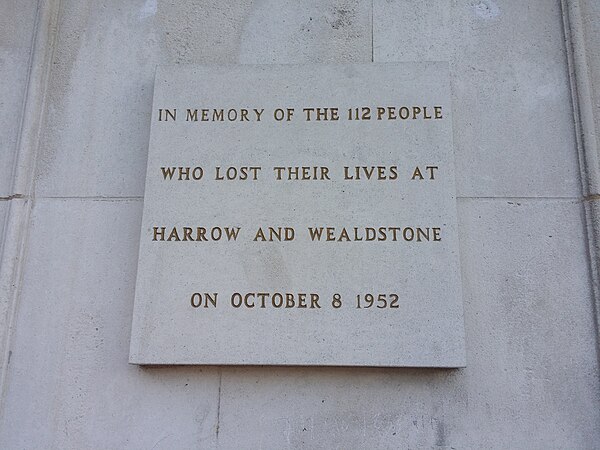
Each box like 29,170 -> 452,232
1,1 -> 598,448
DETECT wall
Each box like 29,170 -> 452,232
0,0 -> 599,448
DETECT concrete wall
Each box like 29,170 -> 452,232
1,0 -> 599,448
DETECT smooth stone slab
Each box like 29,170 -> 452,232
0,0 -> 38,196
373,0 -> 581,198
0,199 -> 221,449
213,199 -> 599,449
33,0 -> 371,199
130,63 -> 466,367
239,0 -> 372,64
0,202 -> 6,249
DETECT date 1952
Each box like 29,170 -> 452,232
189,292 -> 400,309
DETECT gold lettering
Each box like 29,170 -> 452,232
182,227 -> 193,241
308,227 -> 323,241
167,227 -> 181,241
305,226 -> 442,242
178,167 -> 190,180
338,228 -> 350,242
161,167 -> 176,180
310,294 -> 321,308
272,293 -> 283,307
186,109 -> 198,121
273,166 -> 330,180
411,166 -> 424,180
297,294 -> 307,308
196,227 -> 207,241
254,228 -> 266,241
152,226 -> 165,241
158,108 -> 176,121
426,165 -> 438,179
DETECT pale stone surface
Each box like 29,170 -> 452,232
0,198 -> 32,386
0,202 -> 6,250
214,199 -> 600,449
0,0 -> 38,196
2,198 -> 598,448
32,0 -> 581,199
33,0 -> 163,198
130,63 -> 466,366
1,0 -> 599,448
580,0 -> 600,180
0,199 -> 221,449
573,0 -> 600,374
374,0 -> 581,198
33,0 -> 372,198
238,0 -> 372,64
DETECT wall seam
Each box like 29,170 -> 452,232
560,0 -> 600,371
0,0 -> 62,417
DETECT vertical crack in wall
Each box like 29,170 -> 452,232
215,369 -> 222,447
560,0 -> 600,373
0,0 -> 63,421
371,0 -> 374,62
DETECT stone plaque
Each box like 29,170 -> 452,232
129,63 -> 466,367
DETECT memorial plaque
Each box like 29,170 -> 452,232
129,63 -> 466,367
